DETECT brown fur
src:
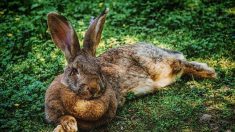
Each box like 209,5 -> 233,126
45,9 -> 216,131
45,75 -> 118,130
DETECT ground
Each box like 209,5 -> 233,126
0,0 -> 234,131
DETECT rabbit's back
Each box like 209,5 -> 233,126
100,43 -> 185,96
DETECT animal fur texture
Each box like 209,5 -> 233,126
45,8 -> 216,132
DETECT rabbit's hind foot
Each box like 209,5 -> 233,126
183,61 -> 217,79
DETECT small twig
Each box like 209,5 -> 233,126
115,116 -> 128,120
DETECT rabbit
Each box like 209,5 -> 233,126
45,8 -> 216,132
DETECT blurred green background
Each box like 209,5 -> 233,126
0,0 -> 234,131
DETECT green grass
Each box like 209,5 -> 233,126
0,0 -> 234,131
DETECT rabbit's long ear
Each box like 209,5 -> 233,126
83,8 -> 109,56
47,12 -> 80,62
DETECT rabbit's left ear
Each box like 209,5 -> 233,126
83,8 -> 109,56
47,12 -> 80,62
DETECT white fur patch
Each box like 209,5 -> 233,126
131,85 -> 154,96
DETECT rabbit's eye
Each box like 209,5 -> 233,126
70,68 -> 78,76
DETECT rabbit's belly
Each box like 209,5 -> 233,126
130,77 -> 177,96
120,72 -> 181,96
119,62 -> 183,96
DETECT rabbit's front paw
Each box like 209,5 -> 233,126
53,125 -> 65,132
60,116 -> 78,132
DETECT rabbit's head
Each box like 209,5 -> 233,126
47,9 -> 109,99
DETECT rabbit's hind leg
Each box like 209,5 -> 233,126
54,115 -> 78,132
126,56 -> 179,97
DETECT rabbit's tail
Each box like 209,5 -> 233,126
182,61 -> 217,79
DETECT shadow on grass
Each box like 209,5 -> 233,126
91,75 -> 234,131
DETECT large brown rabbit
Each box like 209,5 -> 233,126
45,8 -> 216,132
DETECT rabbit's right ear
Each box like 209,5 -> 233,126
83,8 -> 109,56
47,12 -> 80,62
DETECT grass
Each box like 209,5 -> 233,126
0,0 -> 234,131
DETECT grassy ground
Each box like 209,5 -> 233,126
0,0 -> 234,131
